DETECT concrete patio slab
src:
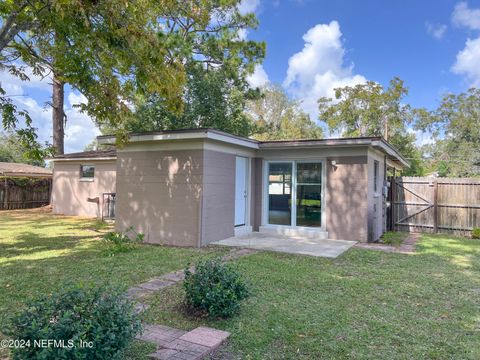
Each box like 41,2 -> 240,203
212,233 -> 357,258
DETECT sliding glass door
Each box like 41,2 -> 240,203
296,162 -> 322,227
267,161 -> 323,228
268,163 -> 292,225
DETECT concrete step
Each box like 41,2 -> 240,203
259,226 -> 329,240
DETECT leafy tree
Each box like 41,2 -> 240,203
248,85 -> 323,140
125,62 -> 259,137
0,0 -> 264,155
0,131 -> 45,166
415,88 -> 480,177
318,77 -> 424,175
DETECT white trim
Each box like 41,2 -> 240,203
234,156 -> 249,227
79,178 -> 94,182
53,157 -> 116,162
99,130 -> 259,150
234,225 -> 252,236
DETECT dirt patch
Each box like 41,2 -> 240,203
355,233 -> 420,254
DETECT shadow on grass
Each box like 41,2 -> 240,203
140,236 -> 480,360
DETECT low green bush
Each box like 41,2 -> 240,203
4,284 -> 141,360
184,259 -> 249,318
472,228 -> 480,239
103,226 -> 144,255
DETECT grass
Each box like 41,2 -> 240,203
0,210 -> 226,358
380,231 -> 408,246
1,210 -> 479,359
138,234 -> 480,360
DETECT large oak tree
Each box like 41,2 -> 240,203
0,0 -> 264,155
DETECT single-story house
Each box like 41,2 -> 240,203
0,162 -> 52,178
51,129 -> 408,246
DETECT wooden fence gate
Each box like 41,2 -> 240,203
388,176 -> 480,236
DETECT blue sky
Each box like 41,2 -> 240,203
2,0 -> 480,152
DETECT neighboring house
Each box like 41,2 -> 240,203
51,129 -> 408,245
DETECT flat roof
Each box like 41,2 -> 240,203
95,128 -> 409,168
0,162 -> 52,178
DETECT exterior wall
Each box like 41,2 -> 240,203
325,156 -> 369,242
252,157 -> 263,231
200,150 -> 235,245
51,160 -> 116,217
256,147 -> 370,242
115,148 -> 203,247
367,149 -> 387,242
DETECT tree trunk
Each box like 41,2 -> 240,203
52,74 -> 65,155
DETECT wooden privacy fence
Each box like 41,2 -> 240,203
0,177 -> 52,210
388,177 -> 480,236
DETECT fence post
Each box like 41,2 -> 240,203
433,180 -> 438,233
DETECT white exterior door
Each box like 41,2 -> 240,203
235,157 -> 248,226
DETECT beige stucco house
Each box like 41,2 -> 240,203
51,129 -> 408,246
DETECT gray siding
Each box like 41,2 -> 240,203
200,150 -> 235,245
116,149 -> 203,247
252,157 -> 263,231
326,156 -> 369,242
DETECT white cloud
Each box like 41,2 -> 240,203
452,1 -> 480,30
452,36 -> 480,86
238,0 -> 261,15
425,21 -> 447,39
0,67 -> 99,153
247,64 -> 270,88
283,21 -> 367,118
408,128 -> 435,147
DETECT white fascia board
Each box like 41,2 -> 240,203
206,131 -> 259,149
97,136 -> 115,145
99,130 -> 259,150
371,140 -> 410,168
52,157 -> 117,162
259,139 -> 373,148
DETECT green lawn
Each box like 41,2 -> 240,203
139,234 -> 480,360
1,210 -> 479,359
0,210 -> 225,358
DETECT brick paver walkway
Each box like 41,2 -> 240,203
136,325 -> 230,359
127,248 -> 256,359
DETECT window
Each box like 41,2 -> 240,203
374,160 -> 379,193
80,165 -> 95,180
266,161 -> 323,228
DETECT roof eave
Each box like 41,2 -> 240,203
51,157 -> 117,162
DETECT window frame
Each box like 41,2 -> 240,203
374,160 -> 379,194
79,164 -> 95,181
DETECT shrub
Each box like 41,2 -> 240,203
472,228 -> 480,239
4,284 -> 141,360
103,226 -> 144,255
183,259 -> 249,318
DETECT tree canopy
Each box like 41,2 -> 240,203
0,0 -> 265,154
247,85 -> 323,140
0,131 -> 45,166
416,88 -> 480,177
318,77 -> 424,175
124,61 -> 259,137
